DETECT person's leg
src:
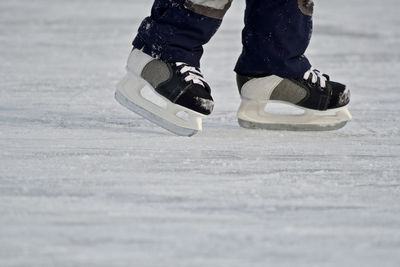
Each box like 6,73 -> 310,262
116,0 -> 234,136
235,0 -> 313,78
234,0 -> 351,131
133,0 -> 232,68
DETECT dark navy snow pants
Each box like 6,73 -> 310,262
132,0 -> 313,78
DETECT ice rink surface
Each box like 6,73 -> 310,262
1,0 -> 400,266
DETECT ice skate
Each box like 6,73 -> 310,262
236,69 -> 352,131
115,49 -> 214,136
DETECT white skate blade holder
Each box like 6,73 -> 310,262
237,76 -> 352,131
115,50 -> 206,137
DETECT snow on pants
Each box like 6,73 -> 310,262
132,0 -> 313,78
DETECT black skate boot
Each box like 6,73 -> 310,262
115,49 -> 214,136
236,68 -> 351,131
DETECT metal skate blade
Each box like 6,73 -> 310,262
238,118 -> 348,131
115,91 -> 198,137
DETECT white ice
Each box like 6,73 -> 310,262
1,0 -> 400,266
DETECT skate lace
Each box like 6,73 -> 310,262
303,68 -> 328,88
176,63 -> 206,87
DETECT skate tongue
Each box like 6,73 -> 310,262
323,73 -> 330,81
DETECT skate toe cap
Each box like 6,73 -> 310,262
176,85 -> 214,115
328,81 -> 350,109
